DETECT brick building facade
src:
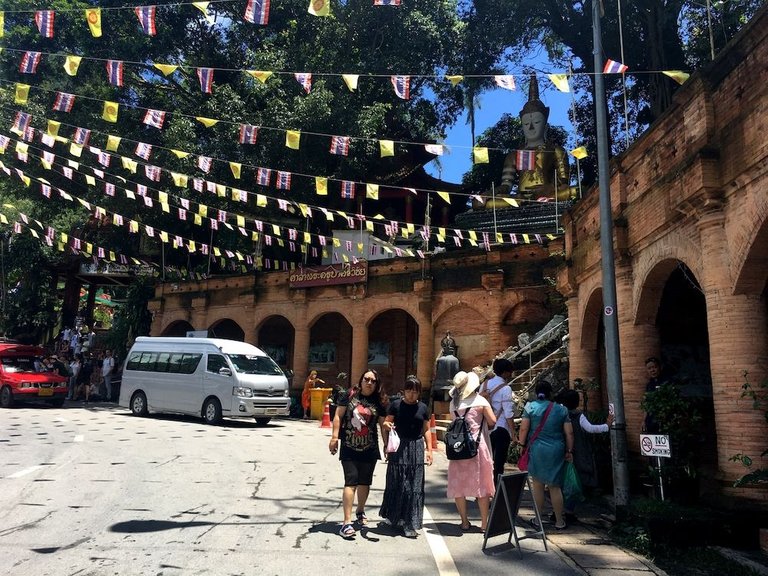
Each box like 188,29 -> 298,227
558,6 -> 768,504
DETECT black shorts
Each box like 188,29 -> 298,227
341,460 -> 377,486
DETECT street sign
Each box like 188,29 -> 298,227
640,434 -> 671,458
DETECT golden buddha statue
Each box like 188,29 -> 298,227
488,74 -> 571,206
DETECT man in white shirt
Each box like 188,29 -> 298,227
482,358 -> 516,483
102,349 -> 115,402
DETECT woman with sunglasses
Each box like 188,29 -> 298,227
378,376 -> 432,538
329,369 -> 387,539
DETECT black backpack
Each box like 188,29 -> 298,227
444,408 -> 484,460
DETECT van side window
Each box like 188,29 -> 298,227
179,354 -> 202,374
207,354 -> 228,374
125,351 -> 201,373
138,352 -> 159,371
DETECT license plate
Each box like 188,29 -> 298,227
265,408 -> 278,415
38,388 -> 54,397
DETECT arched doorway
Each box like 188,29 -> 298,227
368,309 -> 419,397
160,320 -> 194,337
208,319 -> 245,341
309,313 -> 352,389
257,316 -> 295,373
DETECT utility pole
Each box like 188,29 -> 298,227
592,0 -> 630,513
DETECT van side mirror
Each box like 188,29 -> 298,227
218,367 -> 232,377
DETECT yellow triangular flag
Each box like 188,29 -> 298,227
0,12 -> 4,38
315,177 -> 328,195
662,70 -> 690,85
63,55 -> 82,76
366,183 -> 379,200
121,157 -> 137,173
172,173 -> 188,187
106,135 -> 121,151
522,233 -> 530,244
446,75 -> 464,86
195,117 -> 219,128
198,204 -> 208,217
47,120 -> 61,137
85,175 -> 96,187
308,0 -> 331,16
153,63 -> 178,76
570,146 -> 588,159
85,8 -> 102,38
229,162 -> 242,179
437,191 -> 451,204
286,130 -> 301,149
14,84 -> 30,104
342,74 -> 359,91
15,142 -> 29,155
502,198 -> 519,208
548,73 -> 570,93
41,158 -> 52,170
170,149 -> 189,158
256,194 -> 267,207
380,140 -> 395,158
247,70 -> 273,83
158,192 -> 168,204
192,2 -> 215,24
473,147 -> 489,164
69,143 -> 83,158
102,101 -> 119,123
193,214 -> 202,225
216,184 -> 226,197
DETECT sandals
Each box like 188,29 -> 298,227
460,522 -> 473,531
339,523 -> 356,538
355,510 -> 368,526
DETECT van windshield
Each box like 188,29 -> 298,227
226,354 -> 283,376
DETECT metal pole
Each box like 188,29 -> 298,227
657,456 -> 665,501
491,182 -> 498,239
593,0 -> 631,512
706,0 -> 716,60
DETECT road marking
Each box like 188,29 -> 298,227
8,466 -> 43,479
422,506 -> 459,576
74,435 -> 84,442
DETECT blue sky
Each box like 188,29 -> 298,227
424,80 -> 578,185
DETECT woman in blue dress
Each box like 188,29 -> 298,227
517,381 -> 574,529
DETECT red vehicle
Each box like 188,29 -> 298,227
0,344 -> 68,408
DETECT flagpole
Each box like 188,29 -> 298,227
207,228 -> 213,276
617,0 -> 630,147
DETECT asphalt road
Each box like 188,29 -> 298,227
0,403 -> 578,576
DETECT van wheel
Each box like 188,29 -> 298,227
254,417 -> 271,426
0,386 -> 14,408
131,392 -> 149,416
203,398 -> 222,425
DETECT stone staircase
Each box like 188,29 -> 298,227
433,316 -> 569,442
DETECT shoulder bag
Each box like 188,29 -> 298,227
518,401 -> 554,471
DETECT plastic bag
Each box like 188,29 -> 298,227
386,428 -> 401,453
562,461 -> 584,502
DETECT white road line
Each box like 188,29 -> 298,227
7,466 -> 44,479
423,506 -> 460,576
74,435 -> 84,442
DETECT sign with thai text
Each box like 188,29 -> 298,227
640,434 -> 671,458
289,262 -> 367,288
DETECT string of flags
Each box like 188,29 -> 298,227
1,124 -> 545,247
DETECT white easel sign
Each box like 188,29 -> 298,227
640,434 -> 671,458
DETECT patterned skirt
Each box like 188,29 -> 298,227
378,437 -> 425,530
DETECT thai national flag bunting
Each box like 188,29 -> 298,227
145,165 -> 161,181
516,149 -> 536,171
143,109 -> 166,129
244,0 -> 270,25
256,168 -> 271,186
98,152 -> 111,167
239,124 -> 259,144
197,156 -> 213,173
341,181 -> 356,199
19,52 -> 42,74
35,11 -> 55,37
53,92 -> 75,112
73,127 -> 91,146
276,171 -> 291,190
330,136 -> 350,156
106,60 -> 124,86
295,73 -> 312,94
603,59 -> 629,74
373,0 -> 401,5
494,75 -> 516,91
135,6 -> 157,36
391,75 -> 410,100
135,142 -> 153,160
197,68 -> 214,93
12,112 -> 32,135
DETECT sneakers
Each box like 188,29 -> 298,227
339,523 -> 355,538
355,510 -> 368,526
403,528 -> 417,538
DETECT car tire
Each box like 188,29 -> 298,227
130,391 -> 149,416
0,386 -> 14,408
254,417 -> 271,426
202,398 -> 222,425
49,398 -> 65,408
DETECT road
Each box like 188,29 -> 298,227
0,404 -> 578,576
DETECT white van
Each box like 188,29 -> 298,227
118,337 -> 290,425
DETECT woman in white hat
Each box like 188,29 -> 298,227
447,370 -> 497,531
